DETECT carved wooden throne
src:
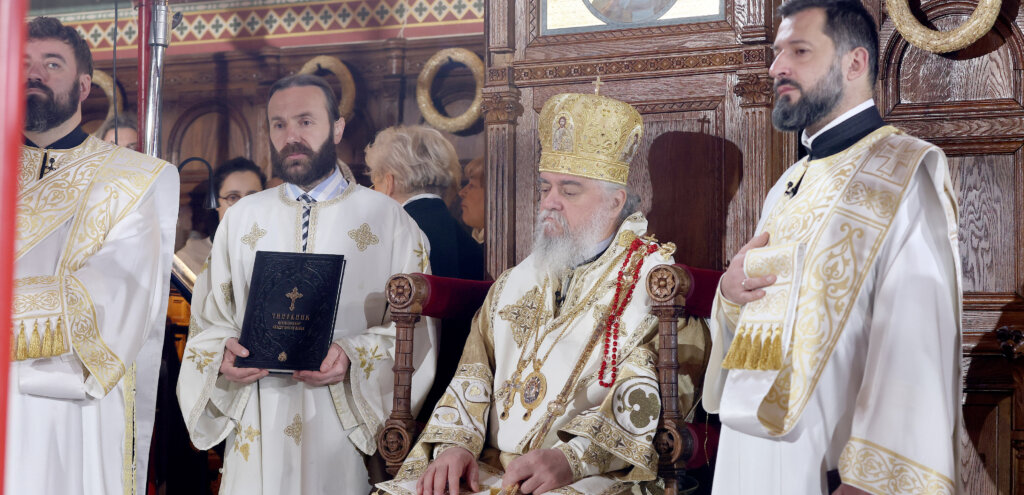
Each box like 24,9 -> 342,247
376,265 -> 722,495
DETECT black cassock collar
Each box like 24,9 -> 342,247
23,126 -> 89,150
803,105 -> 886,161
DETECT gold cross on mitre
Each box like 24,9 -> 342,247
592,76 -> 604,95
286,286 -> 304,311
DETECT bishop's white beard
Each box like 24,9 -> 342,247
532,205 -> 614,282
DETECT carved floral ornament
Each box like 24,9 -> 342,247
887,0 -> 1000,53
416,48 -> 484,133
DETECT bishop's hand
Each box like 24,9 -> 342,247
501,448 -> 574,494
220,337 -> 269,384
417,446 -> 479,495
293,343 -> 349,386
720,232 -> 776,305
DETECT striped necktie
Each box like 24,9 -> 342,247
299,193 -> 315,252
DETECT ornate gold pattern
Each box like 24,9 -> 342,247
839,437 -> 953,495
220,282 -> 234,307
562,412 -> 659,477
581,442 -> 614,472
556,443 -> 586,481
348,223 -> 379,251
414,241 -> 429,272
232,424 -> 262,462
498,286 -> 545,348
538,92 -> 643,186
65,276 -> 125,394
285,287 -> 303,311
284,414 -> 303,446
355,344 -> 385,379
241,222 -> 267,251
122,364 -> 137,495
186,348 -> 218,374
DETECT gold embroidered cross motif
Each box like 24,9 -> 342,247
348,223 -> 379,251
220,282 -> 234,306
356,345 -> 385,378
498,287 -> 544,348
284,414 -> 302,446
285,287 -> 303,311
414,241 -> 429,272
185,348 -> 218,373
241,222 -> 267,251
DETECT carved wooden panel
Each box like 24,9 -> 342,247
948,154 -> 1018,292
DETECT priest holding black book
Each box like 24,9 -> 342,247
176,74 -> 437,494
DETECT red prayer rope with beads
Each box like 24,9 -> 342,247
598,238 -> 659,387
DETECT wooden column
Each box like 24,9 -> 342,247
0,0 -> 26,488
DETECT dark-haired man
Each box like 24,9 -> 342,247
703,1 -> 961,494
12,16 -> 178,495
177,74 -> 437,494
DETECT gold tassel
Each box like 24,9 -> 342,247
722,328 -> 750,369
766,327 -> 783,370
28,321 -> 42,358
41,319 -> 54,357
54,317 -> 67,355
744,328 -> 764,370
9,331 -> 15,361
15,322 -> 27,361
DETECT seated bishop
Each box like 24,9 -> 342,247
376,91 -> 708,495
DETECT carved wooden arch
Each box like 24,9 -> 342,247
167,99 -> 253,166
879,1 -> 1024,114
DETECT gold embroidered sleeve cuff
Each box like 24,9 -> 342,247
716,287 -> 742,327
838,437 -> 954,495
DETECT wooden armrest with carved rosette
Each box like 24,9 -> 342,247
647,263 -> 722,495
379,273 -> 430,476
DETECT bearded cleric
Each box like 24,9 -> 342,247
376,91 -> 708,495
177,73 -> 437,494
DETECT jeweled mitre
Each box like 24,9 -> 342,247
538,92 -> 643,186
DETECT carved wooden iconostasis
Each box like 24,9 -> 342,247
485,0 -> 1023,493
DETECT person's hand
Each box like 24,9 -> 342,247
720,232 -> 776,305
293,343 -> 349,386
832,483 -> 871,495
219,337 -> 269,384
501,448 -> 574,494
417,446 -> 479,495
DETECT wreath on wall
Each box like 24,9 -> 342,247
91,69 -> 123,121
887,0 -> 1000,53
416,48 -> 484,133
299,55 -> 357,121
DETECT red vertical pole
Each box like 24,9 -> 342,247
0,0 -> 27,490
136,0 -> 150,152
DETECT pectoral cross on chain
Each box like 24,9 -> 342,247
286,287 -> 303,311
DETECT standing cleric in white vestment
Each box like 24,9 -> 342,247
9,16 -> 179,495
176,74 -> 437,494
703,1 -> 962,494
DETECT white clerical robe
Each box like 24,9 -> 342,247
379,213 -> 709,495
177,179 -> 437,494
704,127 -> 962,494
8,135 -> 178,495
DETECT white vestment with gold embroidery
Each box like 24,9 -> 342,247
378,214 -> 709,495
7,136 -> 178,495
176,182 -> 437,494
704,127 -> 962,495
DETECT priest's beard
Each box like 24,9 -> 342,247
771,58 -> 844,132
271,133 -> 337,188
532,202 -> 615,281
24,79 -> 79,133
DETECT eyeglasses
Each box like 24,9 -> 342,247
218,192 -> 257,206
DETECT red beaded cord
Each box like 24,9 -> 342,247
598,238 -> 659,387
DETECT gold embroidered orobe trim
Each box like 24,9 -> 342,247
122,364 -> 137,495
838,437 -> 954,495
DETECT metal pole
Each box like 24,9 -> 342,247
143,0 -> 168,158
0,0 -> 28,489
135,0 -> 150,152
